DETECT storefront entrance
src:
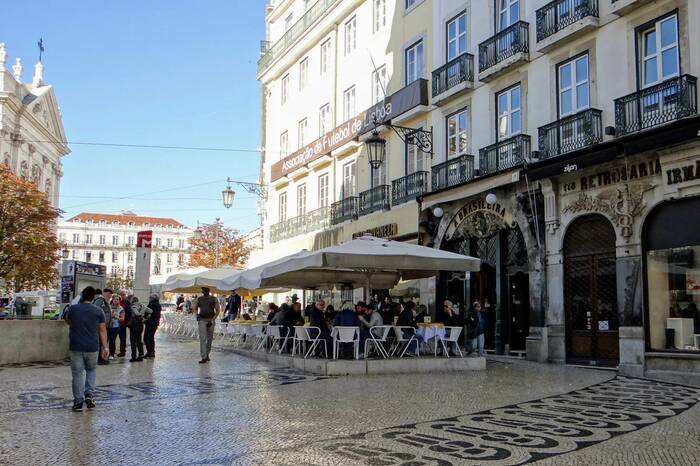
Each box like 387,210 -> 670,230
564,214 -> 620,366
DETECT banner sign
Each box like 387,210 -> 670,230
270,79 -> 428,181
137,230 -> 153,248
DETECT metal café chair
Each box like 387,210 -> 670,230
436,326 -> 463,358
291,326 -> 308,357
304,326 -> 328,359
266,325 -> 289,354
332,326 -> 359,360
365,325 -> 392,359
391,326 -> 420,357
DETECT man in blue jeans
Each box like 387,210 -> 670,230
65,286 -> 109,412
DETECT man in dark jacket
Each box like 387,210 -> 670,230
144,294 -> 162,359
93,289 -> 112,365
308,300 -> 332,357
223,292 -> 242,322
333,303 -> 360,359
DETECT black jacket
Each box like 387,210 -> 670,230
396,308 -> 415,327
147,300 -> 162,326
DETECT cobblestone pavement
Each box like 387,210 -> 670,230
1,334 -> 699,466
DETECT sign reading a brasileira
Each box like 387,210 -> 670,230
445,198 -> 516,240
352,223 -> 398,239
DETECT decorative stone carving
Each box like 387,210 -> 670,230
19,161 -> 29,179
12,58 -> 22,82
31,164 -> 41,186
0,43 -> 6,68
2,152 -> 10,167
562,182 -> 655,241
32,61 -> 44,87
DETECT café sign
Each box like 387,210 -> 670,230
270,79 -> 428,181
352,223 -> 398,239
445,198 -> 516,240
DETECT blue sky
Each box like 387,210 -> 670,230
3,0 -> 267,233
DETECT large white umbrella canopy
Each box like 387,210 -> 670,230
162,267 -> 242,294
221,250 -> 311,293
258,236 -> 480,289
150,267 -> 209,293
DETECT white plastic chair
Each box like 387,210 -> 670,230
436,326 -> 463,358
266,325 -> 289,354
250,324 -> 267,350
391,326 -> 420,357
332,326 -> 359,360
365,325 -> 392,359
291,326 -> 308,357
305,326 -> 328,359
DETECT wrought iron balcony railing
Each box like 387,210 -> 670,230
431,154 -> 475,191
536,0 -> 599,42
392,171 -> 430,206
615,75 -> 698,136
479,134 -> 531,176
432,53 -> 474,97
538,108 -> 602,159
269,206 -> 330,243
358,185 -> 391,216
330,197 -> 359,225
479,21 -> 529,73
257,0 -> 339,76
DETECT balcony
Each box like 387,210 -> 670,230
535,0 -> 599,53
614,75 -> 698,137
538,108 -> 603,159
392,171 -> 430,206
432,53 -> 474,104
358,185 -> 390,216
269,206 -> 330,243
479,134 -> 531,176
257,0 -> 339,76
611,0 -> 655,16
478,21 -> 529,82
431,154 -> 475,191
331,197 -> 359,225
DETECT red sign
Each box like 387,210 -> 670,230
137,230 -> 153,248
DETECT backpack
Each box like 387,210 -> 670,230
94,296 -> 111,326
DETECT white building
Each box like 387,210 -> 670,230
58,211 -> 194,282
0,42 -> 69,207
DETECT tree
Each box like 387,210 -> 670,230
188,221 -> 250,269
0,163 -> 61,291
106,270 -> 134,293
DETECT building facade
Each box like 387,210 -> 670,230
257,0 -> 700,381
0,43 -> 69,207
58,212 -> 194,283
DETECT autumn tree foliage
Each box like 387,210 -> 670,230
0,163 -> 61,291
188,221 -> 250,269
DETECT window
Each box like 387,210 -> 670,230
178,239 -> 185,249
85,234 -> 93,245
299,58 -> 309,90
344,17 -> 356,55
281,74 -> 289,105
405,0 -> 418,10
71,250 -> 77,260
372,65 -> 387,104
371,145 -> 387,187
127,266 -> 134,278
99,252 -> 105,263
178,254 -> 185,265
374,0 -> 386,32
342,161 -> 356,198
285,13 -> 294,32
128,252 -> 134,262
112,252 -> 118,263
278,192 -> 288,223
319,104 -> 331,136
111,266 -> 119,275
112,235 -> 119,246
297,184 -> 307,216
558,54 -> 589,117
127,236 -> 134,246
447,110 -> 468,158
298,119 -> 308,148
280,131 -> 289,159
405,40 -> 424,85
343,86 -> 356,120
99,235 -> 106,245
407,133 -> 427,174
155,238 -> 162,248
59,233 -> 66,242
62,249 -> 70,259
318,174 -> 329,208
447,12 -> 467,61
320,39 -> 331,74
640,14 -> 679,88
167,253 -> 172,264
167,238 -> 173,248
498,0 -> 520,31
85,252 -> 92,263
497,85 -> 521,140
72,233 -> 80,244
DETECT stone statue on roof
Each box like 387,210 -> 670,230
12,57 -> 22,82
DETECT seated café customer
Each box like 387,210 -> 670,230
284,302 -> 305,351
308,300 -> 332,357
437,300 -> 460,355
333,301 -> 360,359
266,303 -> 279,322
396,301 -> 416,327
324,304 -> 337,324
414,304 -> 429,325
358,302 -> 383,357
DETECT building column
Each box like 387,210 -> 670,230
616,243 -> 645,377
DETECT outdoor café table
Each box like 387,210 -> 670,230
416,322 -> 445,352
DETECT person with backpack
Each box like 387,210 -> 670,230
144,294 -> 162,359
127,296 -> 152,362
93,289 -> 112,365
193,287 -> 221,364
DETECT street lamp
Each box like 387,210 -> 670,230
363,116 -> 433,169
222,180 -> 235,209
221,177 -> 265,209
366,130 -> 387,169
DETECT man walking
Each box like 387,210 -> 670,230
64,286 -> 109,412
193,287 -> 220,364
144,294 -> 162,359
93,289 -> 112,365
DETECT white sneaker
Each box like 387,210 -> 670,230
108,356 -> 114,360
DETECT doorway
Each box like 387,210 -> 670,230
564,214 -> 619,366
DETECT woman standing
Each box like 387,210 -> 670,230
108,295 -> 123,359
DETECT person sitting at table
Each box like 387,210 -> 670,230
266,303 -> 279,322
379,296 -> 394,325
414,304 -> 429,325
436,300 -> 460,355
308,300 -> 332,358
396,301 -> 415,327
333,301 -> 360,359
358,302 -> 383,357
324,304 -> 337,324
283,302 -> 305,352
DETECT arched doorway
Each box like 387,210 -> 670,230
564,214 -> 619,366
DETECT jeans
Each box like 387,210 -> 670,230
198,319 -> 215,360
70,351 -> 97,404
117,326 -> 127,354
469,334 -> 485,356
144,323 -> 158,356
107,327 -> 119,356
130,323 -> 144,359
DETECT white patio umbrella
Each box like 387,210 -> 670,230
220,250 -> 312,294
150,267 -> 209,293
258,236 -> 480,290
162,267 -> 242,294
